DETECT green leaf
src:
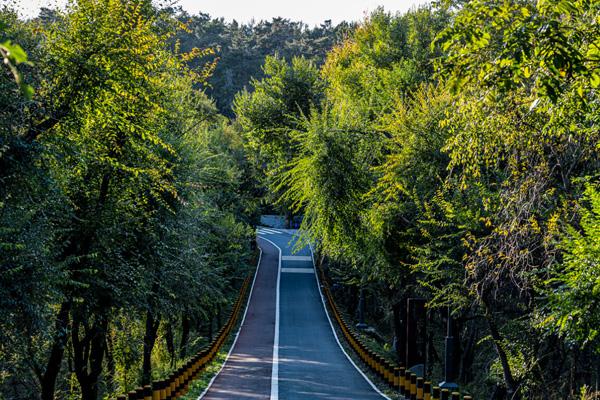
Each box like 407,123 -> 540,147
1,40 -> 28,64
19,83 -> 34,100
590,72 -> 600,88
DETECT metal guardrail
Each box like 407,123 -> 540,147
316,265 -> 473,400
115,273 -> 252,400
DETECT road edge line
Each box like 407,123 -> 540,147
258,236 -> 281,400
308,243 -> 391,400
197,246 -> 264,399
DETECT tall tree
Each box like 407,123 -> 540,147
234,55 -> 325,225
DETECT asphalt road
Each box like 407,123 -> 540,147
200,228 -> 386,400
201,236 -> 277,400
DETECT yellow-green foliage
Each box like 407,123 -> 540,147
1,1 -> 255,398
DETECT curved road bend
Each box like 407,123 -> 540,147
201,228 -> 386,400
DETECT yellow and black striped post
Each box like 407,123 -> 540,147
384,361 -> 393,386
190,357 -> 199,380
143,385 -> 152,400
417,377 -> 424,400
179,367 -> 187,396
424,381 -> 432,400
399,366 -> 406,395
151,381 -> 161,400
410,373 -> 417,400
432,386 -> 441,400
175,368 -> 183,397
404,369 -> 412,396
165,375 -> 173,399
184,363 -> 192,395
451,392 -> 460,400
374,353 -> 382,378
190,358 -> 198,382
127,391 -> 137,400
135,387 -> 144,399
366,350 -> 373,371
182,364 -> 190,394
371,353 -> 378,377
169,373 -> 177,398
381,358 -> 390,384
185,360 -> 194,392
160,379 -> 168,400
441,388 -> 450,400
358,341 -> 367,362
387,363 -> 396,388
394,367 -> 401,391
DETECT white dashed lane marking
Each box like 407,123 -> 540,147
257,227 -> 281,235
281,268 -> 314,274
281,255 -> 312,261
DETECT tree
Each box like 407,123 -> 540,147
544,183 -> 600,353
435,0 -> 600,396
36,0 -> 185,395
275,6 -> 454,368
234,55 -> 325,225
268,1 -> 600,397
0,8 -> 67,398
2,1 -> 255,397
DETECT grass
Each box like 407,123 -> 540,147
178,334 -> 236,399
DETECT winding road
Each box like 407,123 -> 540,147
200,228 -> 387,400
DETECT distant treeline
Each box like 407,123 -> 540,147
171,11 -> 354,116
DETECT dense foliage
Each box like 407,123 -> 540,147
2,0 -> 599,399
234,54 -> 326,224
1,1 -> 256,398
235,1 -> 600,399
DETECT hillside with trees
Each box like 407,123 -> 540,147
1,0 -> 599,399
170,10 -> 353,116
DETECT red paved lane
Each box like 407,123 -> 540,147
201,238 -> 277,399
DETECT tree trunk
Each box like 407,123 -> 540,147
484,302 -> 519,399
208,314 -> 213,342
392,300 -> 407,365
105,334 -> 115,393
72,313 -> 108,400
179,315 -> 190,360
165,320 -> 175,368
40,301 -> 71,400
357,288 -> 366,326
142,311 -> 161,385
460,325 -> 477,383
349,286 -> 358,319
